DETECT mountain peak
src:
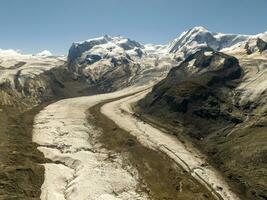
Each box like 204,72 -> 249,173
190,26 -> 209,33
168,26 -> 250,56
68,35 -> 144,63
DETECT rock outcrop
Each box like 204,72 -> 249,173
139,50 -> 242,137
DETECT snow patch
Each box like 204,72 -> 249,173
37,50 -> 53,57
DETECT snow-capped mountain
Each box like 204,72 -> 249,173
67,35 -> 176,91
167,26 -> 267,57
167,26 -> 250,57
68,27 -> 267,67
68,35 -> 145,63
66,27 -> 267,92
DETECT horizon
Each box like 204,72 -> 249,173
1,0 -> 267,55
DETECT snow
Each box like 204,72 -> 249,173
73,35 -> 169,62
204,51 -> 213,56
37,50 -> 53,57
75,35 -> 111,45
69,35 -> 178,89
74,35 -> 141,52
226,51 -> 267,105
68,27 -> 256,90
0,49 -> 32,60
0,49 -> 65,89
167,26 -> 251,58
81,42 -> 125,59
86,35 -> 110,42
41,163 -> 74,200
70,27 -> 267,79
143,44 -> 168,55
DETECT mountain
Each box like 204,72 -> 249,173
67,35 -> 177,91
66,27 -> 267,93
68,35 -> 144,63
137,29 -> 267,200
167,26 -> 250,57
167,26 -> 267,57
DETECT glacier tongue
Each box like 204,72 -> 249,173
33,87 -> 150,200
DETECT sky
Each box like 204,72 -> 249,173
0,0 -> 267,55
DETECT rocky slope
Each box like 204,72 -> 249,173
137,35 -> 267,200
0,49 -> 107,111
0,50 -> 66,110
139,50 -> 243,137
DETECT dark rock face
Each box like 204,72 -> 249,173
118,38 -> 143,50
85,54 -> 102,64
257,38 -> 267,53
68,38 -> 108,63
134,48 -> 144,58
139,50 -> 242,137
245,37 -> 267,54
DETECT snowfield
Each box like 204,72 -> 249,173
0,49 -> 65,88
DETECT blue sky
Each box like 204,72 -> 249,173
1,0 -> 267,55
